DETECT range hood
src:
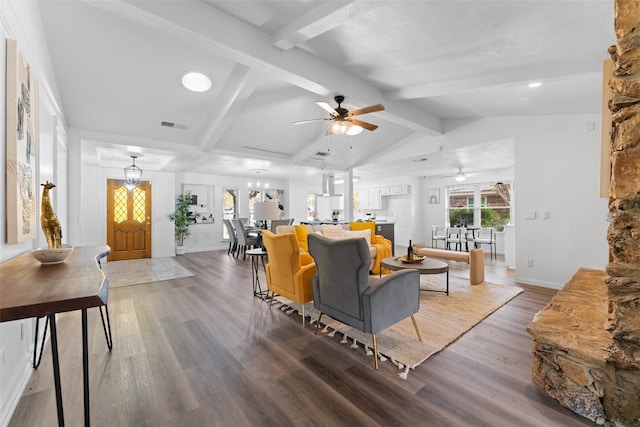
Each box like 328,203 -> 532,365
319,173 -> 341,197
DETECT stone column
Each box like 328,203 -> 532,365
604,0 -> 640,423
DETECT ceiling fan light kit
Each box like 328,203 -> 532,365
294,95 -> 383,136
455,170 -> 466,182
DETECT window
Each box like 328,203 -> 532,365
307,193 -> 317,221
447,182 -> 511,231
480,183 -> 511,231
222,188 -> 237,239
248,189 -> 263,223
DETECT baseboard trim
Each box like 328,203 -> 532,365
515,276 -> 563,290
0,357 -> 31,427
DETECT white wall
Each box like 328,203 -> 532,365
0,2 -> 67,425
289,176 -> 322,223
79,164 -> 176,256
175,172 -> 289,253
515,114 -> 608,288
421,167 -> 515,250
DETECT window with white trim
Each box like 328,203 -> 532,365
447,182 -> 511,231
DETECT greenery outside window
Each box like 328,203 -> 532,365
222,188 -> 237,239
307,193 -> 317,221
447,182 -> 511,231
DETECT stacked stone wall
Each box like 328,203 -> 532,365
603,1 -> 640,424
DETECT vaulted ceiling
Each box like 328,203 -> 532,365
38,0 -> 615,182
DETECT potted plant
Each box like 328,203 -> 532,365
168,193 -> 200,255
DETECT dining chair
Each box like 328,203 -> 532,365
270,219 -> 290,233
431,225 -> 447,249
232,218 -> 260,259
474,227 -> 497,260
446,227 -> 465,251
223,219 -> 238,256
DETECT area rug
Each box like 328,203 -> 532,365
103,257 -> 194,288
271,275 -> 523,379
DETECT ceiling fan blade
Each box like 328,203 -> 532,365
349,118 -> 378,131
347,103 -> 385,117
292,118 -> 331,125
316,101 -> 339,116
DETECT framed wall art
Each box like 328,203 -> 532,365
6,39 -> 38,243
428,188 -> 440,204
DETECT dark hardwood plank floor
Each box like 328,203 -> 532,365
8,251 -> 595,426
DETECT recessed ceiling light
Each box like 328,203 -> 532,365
181,72 -> 212,92
528,82 -> 542,88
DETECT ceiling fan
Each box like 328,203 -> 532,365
437,167 -> 470,181
293,95 -> 384,136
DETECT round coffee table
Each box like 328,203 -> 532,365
380,257 -> 449,295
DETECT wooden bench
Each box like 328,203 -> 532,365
413,245 -> 485,285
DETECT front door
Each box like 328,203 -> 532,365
106,179 -> 152,261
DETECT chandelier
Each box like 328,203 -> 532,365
124,155 -> 142,188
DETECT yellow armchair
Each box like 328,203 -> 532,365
262,230 -> 316,326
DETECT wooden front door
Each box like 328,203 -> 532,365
107,179 -> 152,261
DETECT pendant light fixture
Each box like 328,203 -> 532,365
124,155 -> 142,188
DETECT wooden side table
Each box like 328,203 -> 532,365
0,245 -> 112,426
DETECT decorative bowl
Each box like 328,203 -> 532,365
398,255 -> 426,264
31,244 -> 74,264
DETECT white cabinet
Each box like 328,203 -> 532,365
357,185 -> 410,210
390,184 -> 408,195
363,188 -> 382,209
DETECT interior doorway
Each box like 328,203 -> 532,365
106,179 -> 152,261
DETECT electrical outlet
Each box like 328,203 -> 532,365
526,259 -> 534,267
526,211 -> 536,220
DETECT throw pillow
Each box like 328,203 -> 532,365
349,221 -> 376,242
343,229 -> 372,246
294,225 -> 309,251
321,224 -> 346,240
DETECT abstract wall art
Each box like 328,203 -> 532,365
6,39 -> 38,243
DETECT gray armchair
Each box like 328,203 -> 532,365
307,233 -> 422,369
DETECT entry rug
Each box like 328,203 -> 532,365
103,257 -> 194,288
271,275 -> 522,379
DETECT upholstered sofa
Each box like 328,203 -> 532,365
275,222 -> 392,274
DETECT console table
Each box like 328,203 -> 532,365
0,245 -> 111,426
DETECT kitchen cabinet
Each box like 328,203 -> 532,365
366,188 -> 382,209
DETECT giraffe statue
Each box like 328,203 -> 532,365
40,181 -> 62,249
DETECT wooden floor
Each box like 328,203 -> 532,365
8,250 -> 596,426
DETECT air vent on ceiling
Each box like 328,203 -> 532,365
314,151 -> 330,157
161,121 -> 187,130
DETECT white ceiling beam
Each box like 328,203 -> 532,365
271,1 -> 358,50
386,63 -> 602,100
87,0 -> 442,135
197,64 -> 257,152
